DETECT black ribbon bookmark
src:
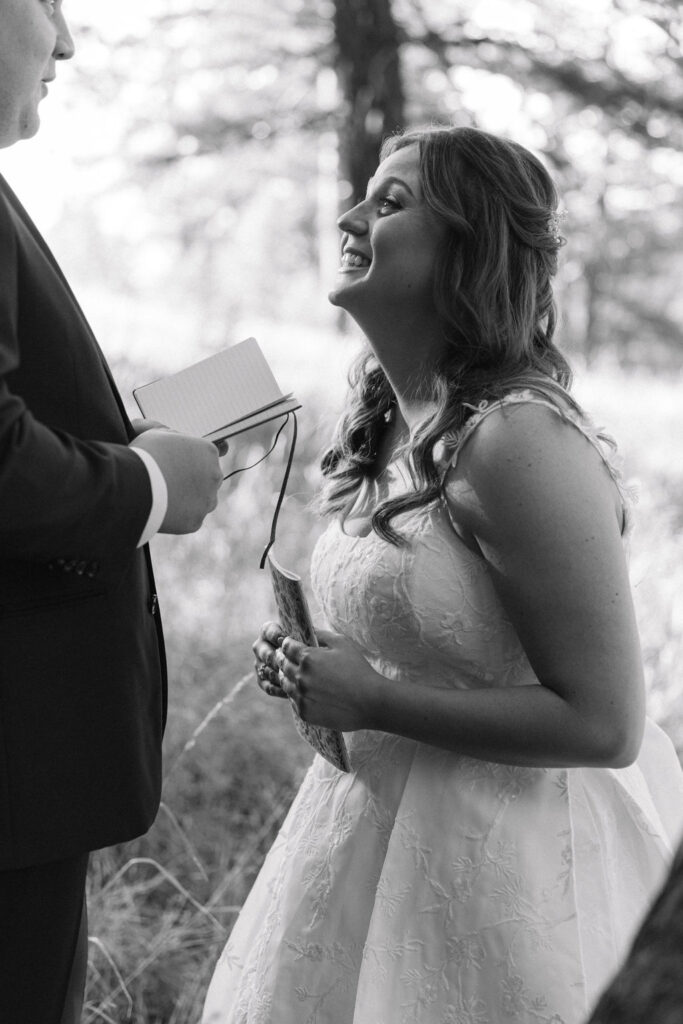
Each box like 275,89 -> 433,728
259,411 -> 298,569
219,411 -> 298,568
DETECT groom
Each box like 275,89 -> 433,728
0,2 -> 225,1021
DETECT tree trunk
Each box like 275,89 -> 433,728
333,0 -> 406,208
586,840 -> 683,1023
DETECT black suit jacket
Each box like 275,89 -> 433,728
0,174 -> 167,870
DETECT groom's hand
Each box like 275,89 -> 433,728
130,418 -> 229,457
131,427 -> 224,534
130,417 -> 167,436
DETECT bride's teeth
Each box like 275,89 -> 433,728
342,253 -> 370,268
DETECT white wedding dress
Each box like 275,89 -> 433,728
202,393 -> 683,1024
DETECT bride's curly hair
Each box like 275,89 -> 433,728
320,125 -> 576,543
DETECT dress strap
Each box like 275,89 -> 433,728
441,389 -> 637,537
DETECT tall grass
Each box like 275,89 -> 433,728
83,355 -> 683,1023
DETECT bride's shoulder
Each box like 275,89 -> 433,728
441,388 -> 579,459
440,388 -> 626,543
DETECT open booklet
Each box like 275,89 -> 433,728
267,552 -> 350,772
133,337 -> 300,441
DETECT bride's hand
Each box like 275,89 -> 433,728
276,629 -> 383,731
252,621 -> 288,699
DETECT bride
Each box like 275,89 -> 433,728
202,125 -> 683,1024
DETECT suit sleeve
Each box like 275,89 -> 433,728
0,191 -> 153,573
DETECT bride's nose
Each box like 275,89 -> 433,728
337,202 -> 369,237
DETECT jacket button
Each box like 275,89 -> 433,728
148,593 -> 158,615
86,561 -> 100,579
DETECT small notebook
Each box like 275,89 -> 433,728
267,553 -> 350,772
133,337 -> 300,441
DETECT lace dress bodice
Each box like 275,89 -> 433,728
313,391 -> 631,752
315,483 -> 529,683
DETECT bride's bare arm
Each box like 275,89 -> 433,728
266,403 -> 645,769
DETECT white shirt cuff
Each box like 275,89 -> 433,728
130,447 -> 168,547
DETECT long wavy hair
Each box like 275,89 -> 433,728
320,125 -> 576,543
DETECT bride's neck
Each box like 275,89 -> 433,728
358,315 -> 446,428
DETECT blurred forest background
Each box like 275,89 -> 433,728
4,0 -> 682,1020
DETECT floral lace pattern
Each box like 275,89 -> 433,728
202,394 -> 682,1024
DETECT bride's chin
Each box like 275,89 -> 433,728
328,286 -> 352,309
328,273 -> 368,309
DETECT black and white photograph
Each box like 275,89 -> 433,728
1,1 -> 681,1022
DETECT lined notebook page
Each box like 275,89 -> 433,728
133,338 -> 287,437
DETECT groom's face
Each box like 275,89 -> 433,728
0,0 -> 74,148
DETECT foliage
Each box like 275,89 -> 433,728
84,648 -> 312,1024
53,0 -> 683,368
83,377 -> 333,1023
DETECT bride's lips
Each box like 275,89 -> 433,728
339,246 -> 372,274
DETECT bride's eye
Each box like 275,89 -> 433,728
377,195 -> 401,215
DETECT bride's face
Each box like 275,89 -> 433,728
328,146 -> 447,327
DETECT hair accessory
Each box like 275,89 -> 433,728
547,209 -> 566,244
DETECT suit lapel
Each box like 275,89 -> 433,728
0,174 -> 133,436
